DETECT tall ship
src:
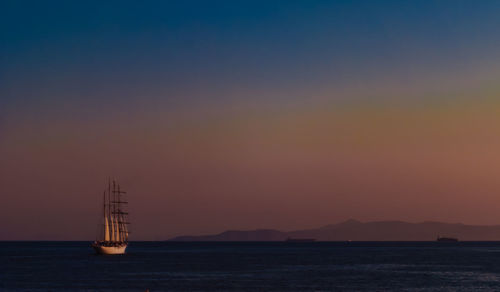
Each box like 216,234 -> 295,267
92,180 -> 130,255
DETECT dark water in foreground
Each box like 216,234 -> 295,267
2,242 -> 500,291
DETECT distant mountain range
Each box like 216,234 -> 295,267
169,219 -> 500,241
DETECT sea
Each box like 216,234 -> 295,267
2,241 -> 500,291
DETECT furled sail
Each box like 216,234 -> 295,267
118,215 -> 124,242
123,223 -> 129,241
122,212 -> 128,241
115,218 -> 120,242
104,216 -> 110,241
110,216 -> 116,241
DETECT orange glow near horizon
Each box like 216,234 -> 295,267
3,95 -> 500,240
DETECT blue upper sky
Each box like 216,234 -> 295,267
2,0 -> 500,109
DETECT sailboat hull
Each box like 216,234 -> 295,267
92,243 -> 127,255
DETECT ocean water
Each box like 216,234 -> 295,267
2,241 -> 500,291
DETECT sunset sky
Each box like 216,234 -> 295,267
2,1 -> 500,240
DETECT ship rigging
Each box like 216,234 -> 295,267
92,179 -> 130,255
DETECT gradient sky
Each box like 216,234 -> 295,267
2,1 -> 500,240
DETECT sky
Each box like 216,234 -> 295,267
2,0 -> 500,240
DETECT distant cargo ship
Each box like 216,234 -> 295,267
285,238 -> 316,242
436,236 -> 458,242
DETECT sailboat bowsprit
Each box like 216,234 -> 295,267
92,180 -> 130,255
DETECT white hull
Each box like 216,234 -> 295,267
93,243 -> 127,255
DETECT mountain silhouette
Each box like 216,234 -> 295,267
169,220 -> 500,241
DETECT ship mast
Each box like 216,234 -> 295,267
109,179 -> 115,241
99,178 -> 129,243
113,180 -> 117,241
119,184 -> 129,242
103,191 -> 106,241
93,178 -> 130,254
113,183 -> 129,242
117,184 -> 122,242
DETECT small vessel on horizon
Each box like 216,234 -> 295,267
436,236 -> 458,242
92,179 -> 130,255
285,237 -> 316,242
